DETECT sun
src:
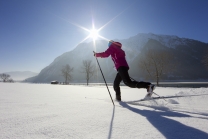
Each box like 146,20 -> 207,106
89,28 -> 99,40
69,21 -> 108,44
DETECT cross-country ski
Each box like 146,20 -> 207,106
126,93 -> 208,103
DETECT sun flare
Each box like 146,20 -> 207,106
89,28 -> 99,40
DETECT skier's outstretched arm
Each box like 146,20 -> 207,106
93,47 -> 113,58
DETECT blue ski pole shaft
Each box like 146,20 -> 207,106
94,52 -> 114,106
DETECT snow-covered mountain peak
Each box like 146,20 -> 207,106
134,33 -> 188,49
26,33 -> 208,83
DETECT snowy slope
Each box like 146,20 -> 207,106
1,83 -> 208,139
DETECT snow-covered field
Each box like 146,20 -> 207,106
1,83 -> 208,139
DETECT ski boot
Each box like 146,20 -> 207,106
145,84 -> 156,98
116,95 -> 121,101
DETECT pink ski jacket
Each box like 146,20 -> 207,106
95,42 -> 129,70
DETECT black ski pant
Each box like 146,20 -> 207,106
113,66 -> 151,96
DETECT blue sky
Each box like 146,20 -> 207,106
0,0 -> 208,73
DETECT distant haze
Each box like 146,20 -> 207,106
3,71 -> 38,81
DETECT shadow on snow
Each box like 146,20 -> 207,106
108,106 -> 115,139
118,102 -> 208,139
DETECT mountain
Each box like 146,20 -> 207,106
4,71 -> 38,81
26,33 -> 208,83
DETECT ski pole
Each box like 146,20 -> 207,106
153,92 -> 168,102
93,51 -> 115,106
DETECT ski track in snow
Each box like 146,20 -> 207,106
1,83 -> 208,139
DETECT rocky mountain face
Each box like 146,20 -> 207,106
26,33 -> 208,83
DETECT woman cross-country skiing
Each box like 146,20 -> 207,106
94,40 -> 155,101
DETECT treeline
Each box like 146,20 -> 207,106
61,60 -> 96,85
0,73 -> 14,82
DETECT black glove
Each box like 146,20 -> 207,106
93,51 -> 96,57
